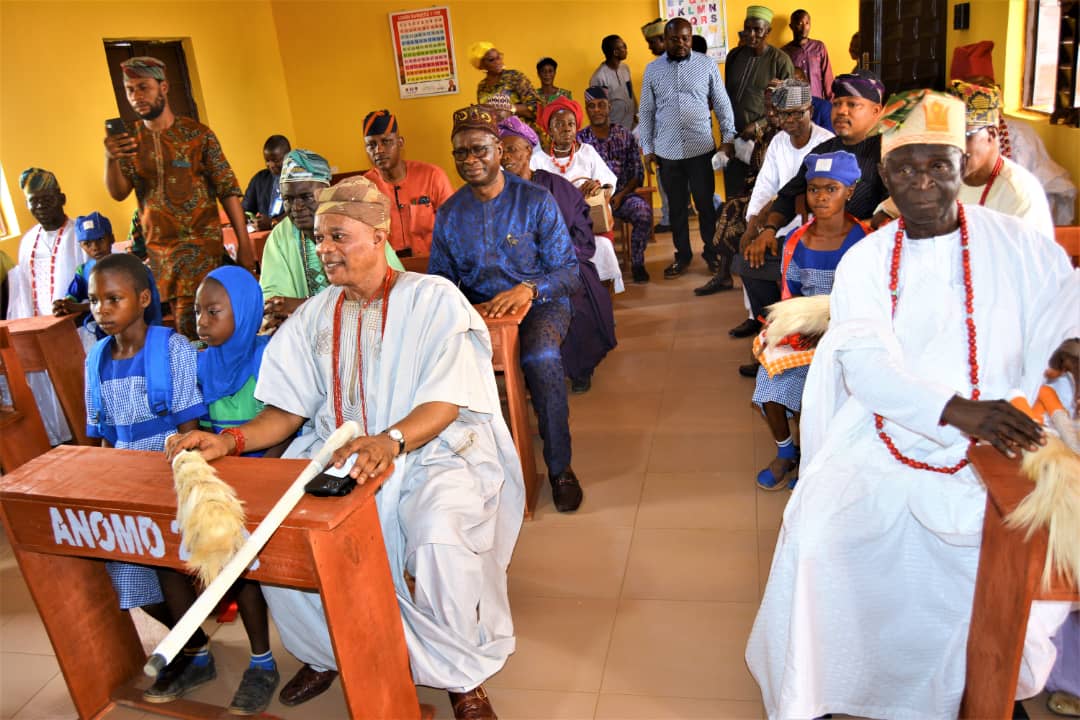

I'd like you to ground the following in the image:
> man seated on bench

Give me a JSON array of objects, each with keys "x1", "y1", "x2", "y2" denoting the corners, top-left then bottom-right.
[
  {"x1": 746, "y1": 90, "x2": 1078, "y2": 719},
  {"x1": 430, "y1": 105, "x2": 585, "y2": 513},
  {"x1": 168, "y1": 175, "x2": 523, "y2": 719}
]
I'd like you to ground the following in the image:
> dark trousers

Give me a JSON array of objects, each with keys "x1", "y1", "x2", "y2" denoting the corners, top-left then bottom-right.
[
  {"x1": 659, "y1": 152, "x2": 719, "y2": 265},
  {"x1": 520, "y1": 301, "x2": 573, "y2": 478}
]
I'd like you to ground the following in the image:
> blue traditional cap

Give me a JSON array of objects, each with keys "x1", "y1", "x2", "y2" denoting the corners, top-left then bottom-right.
[
  {"x1": 75, "y1": 212, "x2": 113, "y2": 242},
  {"x1": 584, "y1": 86, "x2": 609, "y2": 101},
  {"x1": 804, "y1": 151, "x2": 861, "y2": 186}
]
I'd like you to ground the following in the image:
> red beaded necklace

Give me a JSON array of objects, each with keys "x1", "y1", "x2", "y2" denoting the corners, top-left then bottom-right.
[
  {"x1": 875, "y1": 202, "x2": 978, "y2": 474},
  {"x1": 977, "y1": 156, "x2": 1004, "y2": 206},
  {"x1": 331, "y1": 267, "x2": 394, "y2": 432},
  {"x1": 550, "y1": 144, "x2": 576, "y2": 174},
  {"x1": 29, "y1": 219, "x2": 68, "y2": 317}
]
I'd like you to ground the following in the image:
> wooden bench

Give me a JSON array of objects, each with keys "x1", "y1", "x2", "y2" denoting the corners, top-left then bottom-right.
[
  {"x1": 960, "y1": 444, "x2": 1079, "y2": 719},
  {"x1": 0, "y1": 446, "x2": 421, "y2": 720},
  {"x1": 0, "y1": 325, "x2": 51, "y2": 472},
  {"x1": 483, "y1": 304, "x2": 541, "y2": 518},
  {"x1": 1055, "y1": 225, "x2": 1079, "y2": 267},
  {"x1": 0, "y1": 314, "x2": 91, "y2": 446}
]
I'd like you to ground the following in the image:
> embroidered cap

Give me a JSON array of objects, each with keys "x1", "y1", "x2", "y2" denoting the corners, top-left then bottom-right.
[
  {"x1": 315, "y1": 176, "x2": 391, "y2": 231},
  {"x1": 876, "y1": 90, "x2": 966, "y2": 157}
]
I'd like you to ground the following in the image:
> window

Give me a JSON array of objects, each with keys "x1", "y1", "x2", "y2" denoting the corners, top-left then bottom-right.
[
  {"x1": 1024, "y1": 0, "x2": 1080, "y2": 125},
  {"x1": 0, "y1": 163, "x2": 18, "y2": 239}
]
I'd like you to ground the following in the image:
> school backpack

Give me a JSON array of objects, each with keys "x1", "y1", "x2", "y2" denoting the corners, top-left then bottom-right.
[{"x1": 85, "y1": 325, "x2": 176, "y2": 445}]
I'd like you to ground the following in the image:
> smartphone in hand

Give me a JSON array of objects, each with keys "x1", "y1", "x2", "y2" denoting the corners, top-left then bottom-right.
[{"x1": 105, "y1": 118, "x2": 127, "y2": 136}]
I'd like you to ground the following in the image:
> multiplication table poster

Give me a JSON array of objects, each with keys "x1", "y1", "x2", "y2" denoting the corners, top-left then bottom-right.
[{"x1": 389, "y1": 7, "x2": 460, "y2": 99}]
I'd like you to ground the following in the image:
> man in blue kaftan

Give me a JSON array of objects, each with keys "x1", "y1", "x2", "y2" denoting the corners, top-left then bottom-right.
[{"x1": 429, "y1": 104, "x2": 585, "y2": 512}]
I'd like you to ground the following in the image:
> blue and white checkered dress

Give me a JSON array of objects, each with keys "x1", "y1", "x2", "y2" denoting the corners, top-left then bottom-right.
[
  {"x1": 753, "y1": 225, "x2": 866, "y2": 412},
  {"x1": 85, "y1": 332, "x2": 207, "y2": 609}
]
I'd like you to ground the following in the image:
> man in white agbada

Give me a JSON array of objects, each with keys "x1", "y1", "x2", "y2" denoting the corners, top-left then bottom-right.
[
  {"x1": 4, "y1": 168, "x2": 85, "y2": 444},
  {"x1": 746, "y1": 90, "x2": 1078, "y2": 719},
  {"x1": 167, "y1": 175, "x2": 522, "y2": 720}
]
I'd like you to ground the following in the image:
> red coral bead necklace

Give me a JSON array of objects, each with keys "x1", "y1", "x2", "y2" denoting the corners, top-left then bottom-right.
[{"x1": 875, "y1": 202, "x2": 978, "y2": 474}]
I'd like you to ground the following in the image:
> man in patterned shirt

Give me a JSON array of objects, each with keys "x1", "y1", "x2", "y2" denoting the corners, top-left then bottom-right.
[
  {"x1": 104, "y1": 56, "x2": 253, "y2": 339},
  {"x1": 639, "y1": 17, "x2": 736, "y2": 279}
]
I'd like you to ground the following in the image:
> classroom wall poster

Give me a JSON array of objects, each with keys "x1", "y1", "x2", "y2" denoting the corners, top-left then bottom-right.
[
  {"x1": 661, "y1": 0, "x2": 729, "y2": 62},
  {"x1": 388, "y1": 7, "x2": 460, "y2": 99}
]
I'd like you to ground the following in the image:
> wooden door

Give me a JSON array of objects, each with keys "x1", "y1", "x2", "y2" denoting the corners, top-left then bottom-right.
[
  {"x1": 103, "y1": 40, "x2": 199, "y2": 130},
  {"x1": 859, "y1": 0, "x2": 949, "y2": 98}
]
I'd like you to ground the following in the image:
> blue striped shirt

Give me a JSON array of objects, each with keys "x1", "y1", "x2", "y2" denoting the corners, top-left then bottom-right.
[{"x1": 639, "y1": 52, "x2": 736, "y2": 160}]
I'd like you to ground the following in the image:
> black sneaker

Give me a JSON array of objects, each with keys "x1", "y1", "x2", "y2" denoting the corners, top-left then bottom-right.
[
  {"x1": 228, "y1": 666, "x2": 281, "y2": 715},
  {"x1": 631, "y1": 265, "x2": 650, "y2": 283},
  {"x1": 143, "y1": 653, "x2": 217, "y2": 703},
  {"x1": 653, "y1": 223, "x2": 672, "y2": 233}
]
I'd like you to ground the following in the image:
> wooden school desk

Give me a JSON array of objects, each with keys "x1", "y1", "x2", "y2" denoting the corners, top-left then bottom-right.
[
  {"x1": 960, "y1": 444, "x2": 1079, "y2": 719},
  {"x1": 0, "y1": 446, "x2": 421, "y2": 720},
  {"x1": 0, "y1": 314, "x2": 91, "y2": 445}
]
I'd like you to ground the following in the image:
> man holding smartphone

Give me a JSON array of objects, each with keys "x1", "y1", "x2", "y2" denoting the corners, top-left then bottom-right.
[{"x1": 103, "y1": 55, "x2": 253, "y2": 339}]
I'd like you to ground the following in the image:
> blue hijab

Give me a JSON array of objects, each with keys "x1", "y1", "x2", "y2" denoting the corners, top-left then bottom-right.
[{"x1": 197, "y1": 267, "x2": 269, "y2": 405}]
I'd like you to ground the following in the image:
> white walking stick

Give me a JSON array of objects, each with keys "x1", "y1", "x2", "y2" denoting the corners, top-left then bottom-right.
[{"x1": 144, "y1": 421, "x2": 363, "y2": 676}]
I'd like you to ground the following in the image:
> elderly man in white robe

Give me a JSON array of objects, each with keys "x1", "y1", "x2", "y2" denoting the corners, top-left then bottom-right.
[
  {"x1": 5, "y1": 168, "x2": 86, "y2": 444},
  {"x1": 166, "y1": 175, "x2": 523, "y2": 720},
  {"x1": 746, "y1": 90, "x2": 1078, "y2": 719}
]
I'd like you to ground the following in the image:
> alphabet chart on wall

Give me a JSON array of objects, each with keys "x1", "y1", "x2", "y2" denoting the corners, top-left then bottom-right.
[
  {"x1": 661, "y1": 0, "x2": 729, "y2": 61},
  {"x1": 388, "y1": 7, "x2": 460, "y2": 99}
]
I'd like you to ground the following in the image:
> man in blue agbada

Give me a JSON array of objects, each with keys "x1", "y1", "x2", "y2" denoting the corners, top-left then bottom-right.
[{"x1": 429, "y1": 105, "x2": 584, "y2": 512}]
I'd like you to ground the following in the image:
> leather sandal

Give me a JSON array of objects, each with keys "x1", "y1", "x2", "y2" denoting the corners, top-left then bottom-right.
[
  {"x1": 278, "y1": 664, "x2": 338, "y2": 706},
  {"x1": 449, "y1": 685, "x2": 497, "y2": 719}
]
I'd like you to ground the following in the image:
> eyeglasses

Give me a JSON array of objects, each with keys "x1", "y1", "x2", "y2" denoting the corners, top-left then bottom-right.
[
  {"x1": 452, "y1": 144, "x2": 496, "y2": 161},
  {"x1": 777, "y1": 108, "x2": 810, "y2": 120}
]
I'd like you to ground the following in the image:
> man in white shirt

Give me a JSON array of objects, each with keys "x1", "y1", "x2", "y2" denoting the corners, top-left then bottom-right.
[{"x1": 5, "y1": 168, "x2": 86, "y2": 444}]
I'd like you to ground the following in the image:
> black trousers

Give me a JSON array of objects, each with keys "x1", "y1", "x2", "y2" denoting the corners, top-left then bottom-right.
[
  {"x1": 733, "y1": 251, "x2": 782, "y2": 319},
  {"x1": 659, "y1": 151, "x2": 719, "y2": 264}
]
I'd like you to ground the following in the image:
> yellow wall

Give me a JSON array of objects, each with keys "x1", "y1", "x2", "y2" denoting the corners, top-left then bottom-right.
[
  {"x1": 947, "y1": 0, "x2": 1080, "y2": 220},
  {"x1": 0, "y1": 0, "x2": 296, "y2": 257},
  {"x1": 270, "y1": 0, "x2": 857, "y2": 187}
]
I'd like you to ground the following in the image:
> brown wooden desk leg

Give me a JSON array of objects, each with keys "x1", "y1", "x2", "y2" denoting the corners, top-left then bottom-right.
[
  {"x1": 499, "y1": 328, "x2": 540, "y2": 518},
  {"x1": 309, "y1": 501, "x2": 420, "y2": 720},
  {"x1": 10, "y1": 549, "x2": 143, "y2": 718},
  {"x1": 38, "y1": 323, "x2": 91, "y2": 445},
  {"x1": 959, "y1": 500, "x2": 1043, "y2": 719}
]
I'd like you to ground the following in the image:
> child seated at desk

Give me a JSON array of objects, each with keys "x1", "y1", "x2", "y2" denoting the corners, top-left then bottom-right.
[
  {"x1": 54, "y1": 212, "x2": 160, "y2": 350},
  {"x1": 82, "y1": 254, "x2": 217, "y2": 703},
  {"x1": 176, "y1": 266, "x2": 282, "y2": 713}
]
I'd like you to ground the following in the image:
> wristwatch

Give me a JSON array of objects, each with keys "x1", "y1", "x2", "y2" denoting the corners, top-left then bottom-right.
[
  {"x1": 761, "y1": 223, "x2": 780, "y2": 234},
  {"x1": 521, "y1": 280, "x2": 539, "y2": 300},
  {"x1": 387, "y1": 428, "x2": 405, "y2": 456}
]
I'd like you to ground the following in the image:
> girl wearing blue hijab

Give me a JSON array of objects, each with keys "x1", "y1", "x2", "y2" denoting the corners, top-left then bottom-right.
[
  {"x1": 195, "y1": 266, "x2": 270, "y2": 434},
  {"x1": 190, "y1": 265, "x2": 281, "y2": 712}
]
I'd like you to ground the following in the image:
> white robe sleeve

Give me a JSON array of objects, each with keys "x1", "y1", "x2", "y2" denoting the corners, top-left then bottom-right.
[{"x1": 829, "y1": 241, "x2": 965, "y2": 447}]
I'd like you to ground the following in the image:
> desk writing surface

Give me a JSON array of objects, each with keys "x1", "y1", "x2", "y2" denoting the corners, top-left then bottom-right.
[{"x1": 0, "y1": 445, "x2": 382, "y2": 533}]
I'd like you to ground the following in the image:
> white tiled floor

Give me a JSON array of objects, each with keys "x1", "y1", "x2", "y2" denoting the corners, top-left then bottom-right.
[{"x1": 0, "y1": 233, "x2": 1062, "y2": 719}]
